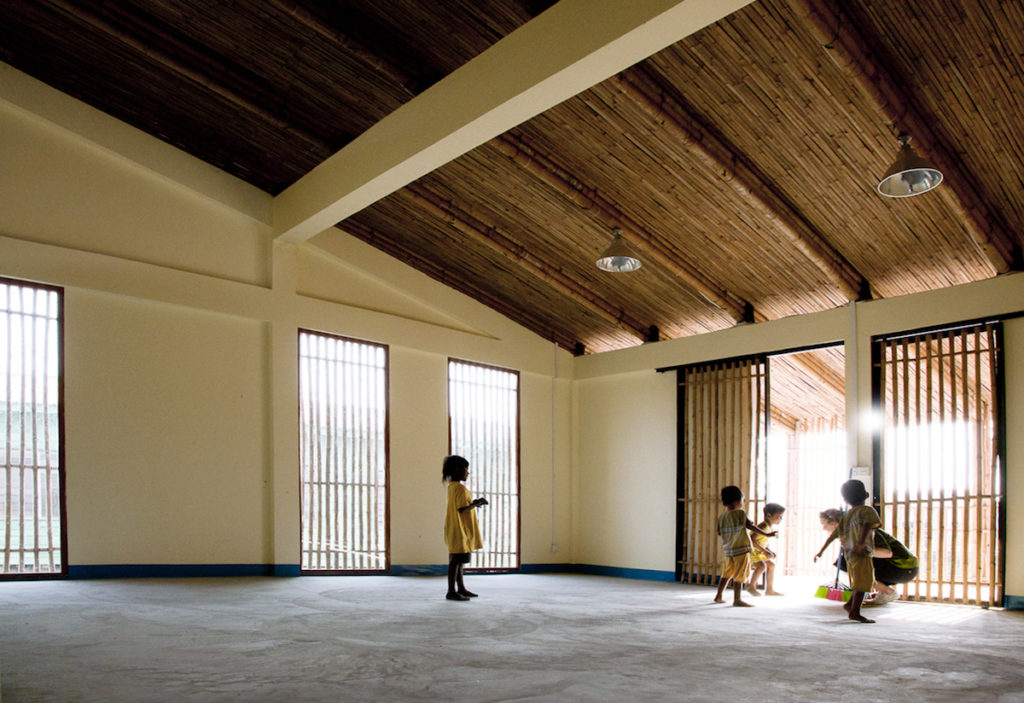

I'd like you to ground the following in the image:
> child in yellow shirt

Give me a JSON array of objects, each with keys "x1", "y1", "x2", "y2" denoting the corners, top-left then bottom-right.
[
  {"x1": 442, "y1": 455, "x2": 488, "y2": 601},
  {"x1": 747, "y1": 503, "x2": 785, "y2": 596}
]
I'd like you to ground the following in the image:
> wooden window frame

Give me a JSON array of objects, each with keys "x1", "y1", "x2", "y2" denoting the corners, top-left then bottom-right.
[
  {"x1": 298, "y1": 330, "x2": 390, "y2": 575},
  {"x1": 447, "y1": 358, "x2": 521, "y2": 572},
  {"x1": 0, "y1": 276, "x2": 66, "y2": 580}
]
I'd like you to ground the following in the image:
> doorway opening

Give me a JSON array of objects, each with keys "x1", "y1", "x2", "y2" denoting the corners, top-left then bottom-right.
[
  {"x1": 764, "y1": 346, "x2": 847, "y2": 586},
  {"x1": 675, "y1": 345, "x2": 846, "y2": 588}
]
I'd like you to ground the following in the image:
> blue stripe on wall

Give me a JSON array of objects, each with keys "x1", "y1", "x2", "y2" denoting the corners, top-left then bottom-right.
[
  {"x1": 390, "y1": 564, "x2": 447, "y2": 576},
  {"x1": 1003, "y1": 595, "x2": 1024, "y2": 611},
  {"x1": 68, "y1": 564, "x2": 284, "y2": 579},
  {"x1": 519, "y1": 563, "x2": 576, "y2": 574},
  {"x1": 570, "y1": 564, "x2": 676, "y2": 582}
]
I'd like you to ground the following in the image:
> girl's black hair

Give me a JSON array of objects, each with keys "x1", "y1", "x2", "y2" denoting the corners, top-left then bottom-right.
[
  {"x1": 764, "y1": 502, "x2": 785, "y2": 516},
  {"x1": 442, "y1": 454, "x2": 469, "y2": 483}
]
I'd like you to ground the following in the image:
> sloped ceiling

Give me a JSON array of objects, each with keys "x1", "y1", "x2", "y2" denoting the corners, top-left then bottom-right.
[{"x1": 2, "y1": 0, "x2": 1022, "y2": 371}]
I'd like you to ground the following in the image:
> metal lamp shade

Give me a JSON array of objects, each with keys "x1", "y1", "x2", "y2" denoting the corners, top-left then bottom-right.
[
  {"x1": 877, "y1": 137, "x2": 943, "y2": 197},
  {"x1": 596, "y1": 231, "x2": 642, "y2": 272}
]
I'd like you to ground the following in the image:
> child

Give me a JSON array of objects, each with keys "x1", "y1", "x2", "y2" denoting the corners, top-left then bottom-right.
[
  {"x1": 442, "y1": 455, "x2": 488, "y2": 601},
  {"x1": 816, "y1": 507, "x2": 918, "y2": 606},
  {"x1": 746, "y1": 502, "x2": 785, "y2": 597},
  {"x1": 714, "y1": 485, "x2": 777, "y2": 607},
  {"x1": 817, "y1": 480, "x2": 881, "y2": 623}
]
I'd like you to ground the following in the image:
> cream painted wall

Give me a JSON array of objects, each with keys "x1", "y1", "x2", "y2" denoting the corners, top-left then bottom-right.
[
  {"x1": 520, "y1": 372, "x2": 574, "y2": 560},
  {"x1": 1, "y1": 67, "x2": 574, "y2": 570},
  {"x1": 573, "y1": 274, "x2": 1024, "y2": 599},
  {"x1": 572, "y1": 371, "x2": 677, "y2": 571},
  {"x1": 0, "y1": 99, "x2": 271, "y2": 287},
  {"x1": 64, "y1": 291, "x2": 269, "y2": 564},
  {"x1": 387, "y1": 346, "x2": 450, "y2": 565}
]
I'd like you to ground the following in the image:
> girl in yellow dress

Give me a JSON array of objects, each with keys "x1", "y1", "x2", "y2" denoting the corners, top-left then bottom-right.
[{"x1": 442, "y1": 455, "x2": 488, "y2": 601}]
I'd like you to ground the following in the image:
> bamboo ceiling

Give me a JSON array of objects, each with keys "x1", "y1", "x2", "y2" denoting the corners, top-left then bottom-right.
[{"x1": 2, "y1": 1, "x2": 1022, "y2": 383}]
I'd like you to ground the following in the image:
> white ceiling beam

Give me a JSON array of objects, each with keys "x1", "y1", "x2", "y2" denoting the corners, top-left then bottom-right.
[{"x1": 272, "y1": 0, "x2": 754, "y2": 242}]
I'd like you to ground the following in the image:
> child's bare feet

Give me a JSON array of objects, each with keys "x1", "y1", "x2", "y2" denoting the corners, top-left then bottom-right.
[
  {"x1": 713, "y1": 597, "x2": 726, "y2": 603},
  {"x1": 745, "y1": 585, "x2": 762, "y2": 596},
  {"x1": 843, "y1": 601, "x2": 852, "y2": 613},
  {"x1": 733, "y1": 600, "x2": 754, "y2": 607},
  {"x1": 849, "y1": 613, "x2": 875, "y2": 623},
  {"x1": 766, "y1": 590, "x2": 784, "y2": 596}
]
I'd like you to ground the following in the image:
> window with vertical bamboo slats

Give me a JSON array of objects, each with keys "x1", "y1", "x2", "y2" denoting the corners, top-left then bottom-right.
[
  {"x1": 448, "y1": 359, "x2": 519, "y2": 570},
  {"x1": 677, "y1": 358, "x2": 767, "y2": 584},
  {"x1": 876, "y1": 322, "x2": 1003, "y2": 607},
  {"x1": 299, "y1": 331, "x2": 389, "y2": 573},
  {"x1": 1, "y1": 279, "x2": 64, "y2": 577}
]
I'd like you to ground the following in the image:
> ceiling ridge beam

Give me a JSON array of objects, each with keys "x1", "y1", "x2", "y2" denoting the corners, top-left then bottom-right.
[
  {"x1": 787, "y1": 0, "x2": 1017, "y2": 274},
  {"x1": 44, "y1": 0, "x2": 333, "y2": 154},
  {"x1": 614, "y1": 69, "x2": 867, "y2": 302},
  {"x1": 339, "y1": 220, "x2": 579, "y2": 351},
  {"x1": 403, "y1": 184, "x2": 650, "y2": 342},
  {"x1": 493, "y1": 132, "x2": 749, "y2": 323}
]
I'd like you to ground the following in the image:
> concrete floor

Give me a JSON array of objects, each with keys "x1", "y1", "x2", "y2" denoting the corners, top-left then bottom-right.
[{"x1": 0, "y1": 573, "x2": 1022, "y2": 702}]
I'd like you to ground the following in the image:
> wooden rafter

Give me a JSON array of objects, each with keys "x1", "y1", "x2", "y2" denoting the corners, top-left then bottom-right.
[
  {"x1": 492, "y1": 133, "x2": 750, "y2": 324},
  {"x1": 787, "y1": 0, "x2": 1018, "y2": 274},
  {"x1": 402, "y1": 184, "x2": 651, "y2": 343},
  {"x1": 338, "y1": 220, "x2": 581, "y2": 351},
  {"x1": 614, "y1": 69, "x2": 868, "y2": 302}
]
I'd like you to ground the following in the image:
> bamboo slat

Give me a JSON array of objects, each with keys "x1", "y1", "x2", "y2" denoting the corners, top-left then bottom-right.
[
  {"x1": 679, "y1": 360, "x2": 767, "y2": 585},
  {"x1": 879, "y1": 324, "x2": 1003, "y2": 606}
]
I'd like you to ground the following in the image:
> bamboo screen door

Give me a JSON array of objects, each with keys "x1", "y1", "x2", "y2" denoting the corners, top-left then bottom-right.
[
  {"x1": 875, "y1": 322, "x2": 1004, "y2": 606},
  {"x1": 448, "y1": 359, "x2": 520, "y2": 570},
  {"x1": 677, "y1": 357, "x2": 768, "y2": 584},
  {"x1": 299, "y1": 331, "x2": 389, "y2": 573},
  {"x1": 1, "y1": 279, "x2": 65, "y2": 577}
]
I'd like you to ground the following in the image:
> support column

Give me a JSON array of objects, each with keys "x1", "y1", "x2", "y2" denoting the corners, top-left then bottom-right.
[{"x1": 270, "y1": 242, "x2": 301, "y2": 574}]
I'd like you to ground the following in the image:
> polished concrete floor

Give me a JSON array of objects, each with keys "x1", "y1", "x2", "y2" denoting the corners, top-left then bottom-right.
[{"x1": 0, "y1": 573, "x2": 1022, "y2": 702}]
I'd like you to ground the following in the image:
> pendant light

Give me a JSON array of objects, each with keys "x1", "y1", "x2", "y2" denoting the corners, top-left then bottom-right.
[
  {"x1": 596, "y1": 228, "x2": 641, "y2": 272},
  {"x1": 877, "y1": 135, "x2": 943, "y2": 197}
]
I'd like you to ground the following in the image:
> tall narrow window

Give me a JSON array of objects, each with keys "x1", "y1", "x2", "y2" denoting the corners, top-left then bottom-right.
[
  {"x1": 1, "y1": 279, "x2": 64, "y2": 577},
  {"x1": 448, "y1": 360, "x2": 519, "y2": 570},
  {"x1": 299, "y1": 331, "x2": 388, "y2": 573},
  {"x1": 875, "y1": 322, "x2": 1004, "y2": 606}
]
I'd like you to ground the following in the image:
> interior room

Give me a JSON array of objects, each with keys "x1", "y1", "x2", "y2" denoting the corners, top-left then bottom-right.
[{"x1": 1, "y1": 1, "x2": 1023, "y2": 700}]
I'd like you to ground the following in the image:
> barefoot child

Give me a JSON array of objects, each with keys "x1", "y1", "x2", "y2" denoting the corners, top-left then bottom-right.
[
  {"x1": 714, "y1": 485, "x2": 777, "y2": 607},
  {"x1": 747, "y1": 503, "x2": 785, "y2": 597},
  {"x1": 818, "y1": 479, "x2": 881, "y2": 623},
  {"x1": 442, "y1": 455, "x2": 488, "y2": 601}
]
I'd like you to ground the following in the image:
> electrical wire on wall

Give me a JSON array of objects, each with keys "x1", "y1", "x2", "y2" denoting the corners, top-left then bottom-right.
[{"x1": 551, "y1": 340, "x2": 558, "y2": 553}]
